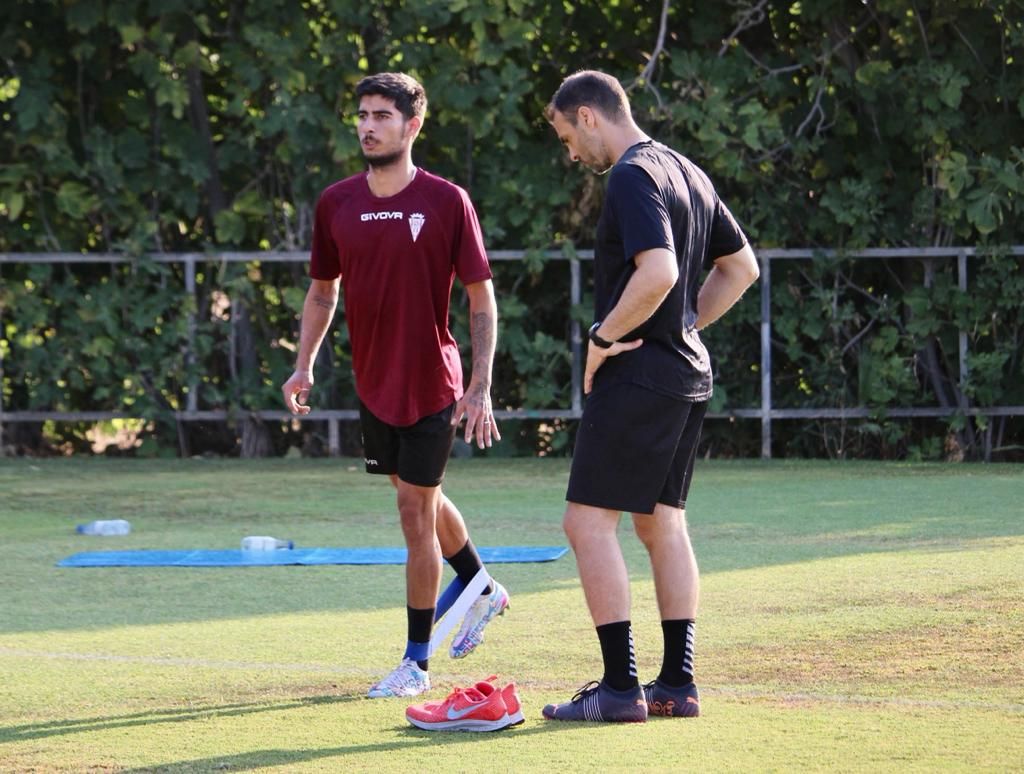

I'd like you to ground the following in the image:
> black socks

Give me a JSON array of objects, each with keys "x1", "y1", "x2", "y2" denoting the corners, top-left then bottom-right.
[
  {"x1": 658, "y1": 618, "x2": 695, "y2": 687},
  {"x1": 445, "y1": 539, "x2": 493, "y2": 595},
  {"x1": 407, "y1": 605, "x2": 434, "y2": 671},
  {"x1": 596, "y1": 619, "x2": 696, "y2": 690},
  {"x1": 406, "y1": 540, "x2": 495, "y2": 672},
  {"x1": 596, "y1": 620, "x2": 638, "y2": 691}
]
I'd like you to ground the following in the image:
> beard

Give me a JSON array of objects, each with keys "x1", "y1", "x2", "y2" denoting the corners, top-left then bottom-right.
[
  {"x1": 579, "y1": 139, "x2": 613, "y2": 175},
  {"x1": 362, "y1": 148, "x2": 404, "y2": 170}
]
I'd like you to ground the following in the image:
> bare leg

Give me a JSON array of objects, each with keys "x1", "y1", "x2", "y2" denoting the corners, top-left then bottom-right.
[
  {"x1": 564, "y1": 502, "x2": 629, "y2": 625},
  {"x1": 389, "y1": 475, "x2": 468, "y2": 558},
  {"x1": 394, "y1": 478, "x2": 443, "y2": 609},
  {"x1": 436, "y1": 492, "x2": 471, "y2": 557},
  {"x1": 632, "y1": 503, "x2": 699, "y2": 619}
]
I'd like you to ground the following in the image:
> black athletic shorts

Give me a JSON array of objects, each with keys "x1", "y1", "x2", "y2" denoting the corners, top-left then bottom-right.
[
  {"x1": 358, "y1": 400, "x2": 457, "y2": 488},
  {"x1": 566, "y1": 381, "x2": 707, "y2": 514}
]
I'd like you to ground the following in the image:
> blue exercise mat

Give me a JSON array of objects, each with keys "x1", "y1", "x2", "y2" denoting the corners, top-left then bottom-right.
[{"x1": 57, "y1": 545, "x2": 568, "y2": 568}]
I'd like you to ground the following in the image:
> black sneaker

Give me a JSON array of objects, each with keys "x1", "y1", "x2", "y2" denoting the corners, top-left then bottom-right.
[
  {"x1": 643, "y1": 678, "x2": 700, "y2": 717},
  {"x1": 542, "y1": 680, "x2": 647, "y2": 723}
]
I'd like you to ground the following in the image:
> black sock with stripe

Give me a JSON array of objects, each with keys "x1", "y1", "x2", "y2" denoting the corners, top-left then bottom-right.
[
  {"x1": 658, "y1": 618, "x2": 695, "y2": 687},
  {"x1": 596, "y1": 620, "x2": 638, "y2": 691}
]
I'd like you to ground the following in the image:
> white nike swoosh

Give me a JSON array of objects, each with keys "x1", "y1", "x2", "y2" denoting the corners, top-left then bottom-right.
[{"x1": 446, "y1": 702, "x2": 485, "y2": 720}]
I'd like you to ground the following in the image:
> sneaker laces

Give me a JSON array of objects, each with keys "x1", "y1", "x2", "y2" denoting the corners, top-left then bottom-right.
[
  {"x1": 463, "y1": 676, "x2": 500, "y2": 697},
  {"x1": 447, "y1": 684, "x2": 489, "y2": 705},
  {"x1": 570, "y1": 681, "x2": 602, "y2": 704},
  {"x1": 376, "y1": 659, "x2": 422, "y2": 692}
]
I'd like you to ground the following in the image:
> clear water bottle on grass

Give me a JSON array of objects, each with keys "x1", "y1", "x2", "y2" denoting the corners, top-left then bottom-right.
[
  {"x1": 241, "y1": 536, "x2": 294, "y2": 551},
  {"x1": 76, "y1": 519, "x2": 131, "y2": 536}
]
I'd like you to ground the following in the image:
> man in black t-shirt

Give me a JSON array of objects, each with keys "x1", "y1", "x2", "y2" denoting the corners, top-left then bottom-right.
[{"x1": 542, "y1": 70, "x2": 760, "y2": 723}]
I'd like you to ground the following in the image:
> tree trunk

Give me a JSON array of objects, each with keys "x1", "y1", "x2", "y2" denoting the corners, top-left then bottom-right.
[
  {"x1": 914, "y1": 258, "x2": 976, "y2": 458},
  {"x1": 233, "y1": 297, "x2": 273, "y2": 458},
  {"x1": 240, "y1": 414, "x2": 273, "y2": 458}
]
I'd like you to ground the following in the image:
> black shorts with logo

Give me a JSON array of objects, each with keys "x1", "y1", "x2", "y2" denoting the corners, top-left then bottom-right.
[
  {"x1": 566, "y1": 382, "x2": 707, "y2": 514},
  {"x1": 358, "y1": 400, "x2": 457, "y2": 488}
]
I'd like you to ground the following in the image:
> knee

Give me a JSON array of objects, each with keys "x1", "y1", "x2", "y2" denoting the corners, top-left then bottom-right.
[
  {"x1": 398, "y1": 497, "x2": 436, "y2": 546},
  {"x1": 562, "y1": 509, "x2": 583, "y2": 547},
  {"x1": 563, "y1": 506, "x2": 613, "y2": 550},
  {"x1": 633, "y1": 518, "x2": 658, "y2": 550},
  {"x1": 633, "y1": 508, "x2": 689, "y2": 551}
]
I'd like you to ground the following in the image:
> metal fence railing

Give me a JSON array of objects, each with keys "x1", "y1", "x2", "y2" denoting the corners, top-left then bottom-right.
[{"x1": 2, "y1": 246, "x2": 1022, "y2": 457}]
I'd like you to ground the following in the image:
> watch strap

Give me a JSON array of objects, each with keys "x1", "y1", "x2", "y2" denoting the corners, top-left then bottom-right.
[{"x1": 588, "y1": 321, "x2": 614, "y2": 349}]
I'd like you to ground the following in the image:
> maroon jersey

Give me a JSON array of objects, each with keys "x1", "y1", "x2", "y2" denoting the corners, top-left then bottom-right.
[{"x1": 309, "y1": 169, "x2": 492, "y2": 426}]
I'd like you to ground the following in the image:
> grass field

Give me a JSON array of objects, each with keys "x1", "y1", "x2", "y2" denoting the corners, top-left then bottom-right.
[{"x1": 1, "y1": 457, "x2": 1022, "y2": 772}]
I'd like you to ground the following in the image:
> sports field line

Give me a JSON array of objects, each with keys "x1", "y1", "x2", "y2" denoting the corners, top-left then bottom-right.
[
  {"x1": 4, "y1": 647, "x2": 1022, "y2": 714},
  {"x1": 0, "y1": 646, "x2": 370, "y2": 676}
]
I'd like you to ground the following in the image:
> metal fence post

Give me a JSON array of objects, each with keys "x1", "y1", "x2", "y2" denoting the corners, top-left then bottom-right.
[
  {"x1": 570, "y1": 257, "x2": 582, "y2": 414},
  {"x1": 328, "y1": 418, "x2": 340, "y2": 457},
  {"x1": 958, "y1": 250, "x2": 969, "y2": 388},
  {"x1": 0, "y1": 332, "x2": 4, "y2": 450},
  {"x1": 185, "y1": 255, "x2": 198, "y2": 413},
  {"x1": 760, "y1": 253, "x2": 772, "y2": 459}
]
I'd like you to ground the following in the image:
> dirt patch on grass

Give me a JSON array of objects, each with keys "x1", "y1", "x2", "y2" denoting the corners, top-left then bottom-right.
[{"x1": 711, "y1": 619, "x2": 1024, "y2": 702}]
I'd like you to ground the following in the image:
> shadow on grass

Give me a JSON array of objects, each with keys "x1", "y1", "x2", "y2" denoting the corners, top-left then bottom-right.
[
  {"x1": 116, "y1": 721, "x2": 574, "y2": 773},
  {"x1": 0, "y1": 694, "x2": 361, "y2": 744}
]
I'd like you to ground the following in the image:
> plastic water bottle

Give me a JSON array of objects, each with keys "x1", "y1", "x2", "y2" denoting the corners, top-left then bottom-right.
[
  {"x1": 76, "y1": 519, "x2": 131, "y2": 536},
  {"x1": 240, "y1": 536, "x2": 294, "y2": 551}
]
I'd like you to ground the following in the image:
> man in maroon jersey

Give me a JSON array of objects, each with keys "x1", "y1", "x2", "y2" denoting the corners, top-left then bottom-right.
[{"x1": 282, "y1": 72, "x2": 508, "y2": 698}]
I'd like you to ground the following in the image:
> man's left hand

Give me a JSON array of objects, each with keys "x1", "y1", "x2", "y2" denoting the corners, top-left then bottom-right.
[
  {"x1": 584, "y1": 339, "x2": 643, "y2": 394},
  {"x1": 452, "y1": 381, "x2": 501, "y2": 449}
]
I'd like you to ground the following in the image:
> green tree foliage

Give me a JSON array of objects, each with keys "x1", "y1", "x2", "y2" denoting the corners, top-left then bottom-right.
[{"x1": 1, "y1": 0, "x2": 1022, "y2": 459}]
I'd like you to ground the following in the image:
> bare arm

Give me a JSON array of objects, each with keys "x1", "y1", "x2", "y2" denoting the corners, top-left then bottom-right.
[
  {"x1": 281, "y1": 277, "x2": 340, "y2": 415},
  {"x1": 695, "y1": 243, "x2": 759, "y2": 331},
  {"x1": 452, "y1": 279, "x2": 500, "y2": 448},
  {"x1": 593, "y1": 247, "x2": 678, "y2": 342},
  {"x1": 583, "y1": 247, "x2": 677, "y2": 393}
]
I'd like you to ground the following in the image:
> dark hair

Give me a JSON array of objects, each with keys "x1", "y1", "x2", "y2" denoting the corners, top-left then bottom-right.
[
  {"x1": 546, "y1": 70, "x2": 630, "y2": 125},
  {"x1": 355, "y1": 72, "x2": 428, "y2": 121}
]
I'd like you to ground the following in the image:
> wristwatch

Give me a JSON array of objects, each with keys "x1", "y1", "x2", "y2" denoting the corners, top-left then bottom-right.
[{"x1": 588, "y1": 321, "x2": 614, "y2": 349}]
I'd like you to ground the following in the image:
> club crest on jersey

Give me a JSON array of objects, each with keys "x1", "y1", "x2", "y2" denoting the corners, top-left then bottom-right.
[{"x1": 409, "y1": 212, "x2": 425, "y2": 242}]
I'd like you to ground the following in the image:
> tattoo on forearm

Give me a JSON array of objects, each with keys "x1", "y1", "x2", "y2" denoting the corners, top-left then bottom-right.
[
  {"x1": 468, "y1": 381, "x2": 488, "y2": 410},
  {"x1": 470, "y1": 311, "x2": 495, "y2": 384},
  {"x1": 312, "y1": 294, "x2": 333, "y2": 310}
]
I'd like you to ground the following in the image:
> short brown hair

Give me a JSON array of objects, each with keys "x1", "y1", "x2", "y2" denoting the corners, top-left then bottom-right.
[
  {"x1": 355, "y1": 72, "x2": 427, "y2": 121},
  {"x1": 546, "y1": 70, "x2": 630, "y2": 125}
]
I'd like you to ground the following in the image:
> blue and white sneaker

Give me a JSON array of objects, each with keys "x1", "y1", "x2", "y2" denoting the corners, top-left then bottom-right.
[
  {"x1": 367, "y1": 658, "x2": 430, "y2": 698},
  {"x1": 542, "y1": 680, "x2": 648, "y2": 723},
  {"x1": 449, "y1": 581, "x2": 510, "y2": 658}
]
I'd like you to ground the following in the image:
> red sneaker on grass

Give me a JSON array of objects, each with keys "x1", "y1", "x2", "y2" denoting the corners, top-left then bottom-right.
[
  {"x1": 500, "y1": 680, "x2": 525, "y2": 726},
  {"x1": 407, "y1": 677, "x2": 521, "y2": 732}
]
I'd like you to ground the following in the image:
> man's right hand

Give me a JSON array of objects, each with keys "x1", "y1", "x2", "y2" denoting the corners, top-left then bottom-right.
[{"x1": 282, "y1": 369, "x2": 314, "y2": 415}]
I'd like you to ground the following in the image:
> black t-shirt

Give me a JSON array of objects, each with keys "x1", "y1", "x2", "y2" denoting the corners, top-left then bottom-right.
[{"x1": 592, "y1": 140, "x2": 747, "y2": 400}]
